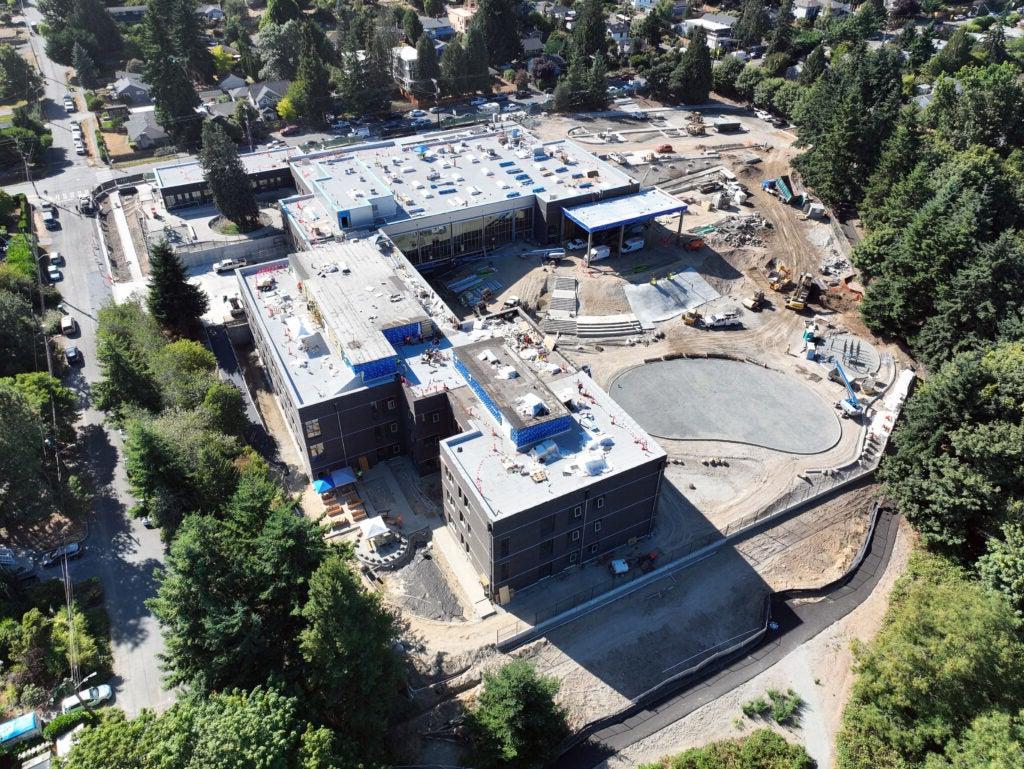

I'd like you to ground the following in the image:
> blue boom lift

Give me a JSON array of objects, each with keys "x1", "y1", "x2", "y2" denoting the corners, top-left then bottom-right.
[{"x1": 828, "y1": 358, "x2": 864, "y2": 418}]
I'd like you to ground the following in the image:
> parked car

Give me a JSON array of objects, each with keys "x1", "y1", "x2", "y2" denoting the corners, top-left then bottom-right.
[
  {"x1": 655, "y1": 144, "x2": 674, "y2": 153},
  {"x1": 427, "y1": 105, "x2": 447, "y2": 114},
  {"x1": 41, "y1": 209, "x2": 60, "y2": 230},
  {"x1": 406, "y1": 108, "x2": 428, "y2": 119},
  {"x1": 78, "y1": 194, "x2": 94, "y2": 213},
  {"x1": 49, "y1": 251, "x2": 64, "y2": 266},
  {"x1": 61, "y1": 316, "x2": 77, "y2": 335},
  {"x1": 40, "y1": 542, "x2": 82, "y2": 567},
  {"x1": 213, "y1": 257, "x2": 247, "y2": 273},
  {"x1": 565, "y1": 238, "x2": 586, "y2": 251},
  {"x1": 47, "y1": 266, "x2": 62, "y2": 282},
  {"x1": 479, "y1": 102, "x2": 501, "y2": 114},
  {"x1": 502, "y1": 102, "x2": 521, "y2": 113},
  {"x1": 411, "y1": 117, "x2": 433, "y2": 129},
  {"x1": 60, "y1": 684, "x2": 113, "y2": 714},
  {"x1": 63, "y1": 96, "x2": 75, "y2": 113},
  {"x1": 621, "y1": 237, "x2": 645, "y2": 254},
  {"x1": 469, "y1": 96, "x2": 488, "y2": 107},
  {"x1": 587, "y1": 245, "x2": 611, "y2": 262},
  {"x1": 280, "y1": 125, "x2": 300, "y2": 136},
  {"x1": 75, "y1": 143, "x2": 86, "y2": 156},
  {"x1": 64, "y1": 345, "x2": 81, "y2": 365}
]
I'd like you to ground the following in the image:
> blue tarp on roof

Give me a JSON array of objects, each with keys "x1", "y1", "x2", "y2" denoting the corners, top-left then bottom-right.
[
  {"x1": 563, "y1": 188, "x2": 688, "y2": 234},
  {"x1": 0, "y1": 712, "x2": 39, "y2": 745},
  {"x1": 330, "y1": 467, "x2": 357, "y2": 487}
]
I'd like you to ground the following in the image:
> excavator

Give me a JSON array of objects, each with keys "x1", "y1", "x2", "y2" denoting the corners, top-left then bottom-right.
[{"x1": 766, "y1": 261, "x2": 790, "y2": 292}]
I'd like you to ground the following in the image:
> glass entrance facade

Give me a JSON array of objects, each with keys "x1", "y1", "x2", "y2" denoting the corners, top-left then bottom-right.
[{"x1": 388, "y1": 206, "x2": 534, "y2": 267}]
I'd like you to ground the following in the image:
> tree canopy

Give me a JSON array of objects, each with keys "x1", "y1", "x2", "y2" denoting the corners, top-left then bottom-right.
[
  {"x1": 199, "y1": 122, "x2": 261, "y2": 232},
  {"x1": 146, "y1": 242, "x2": 209, "y2": 336}
]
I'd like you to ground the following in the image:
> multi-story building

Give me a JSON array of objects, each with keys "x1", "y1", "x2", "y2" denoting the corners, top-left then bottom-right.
[{"x1": 234, "y1": 126, "x2": 681, "y2": 597}]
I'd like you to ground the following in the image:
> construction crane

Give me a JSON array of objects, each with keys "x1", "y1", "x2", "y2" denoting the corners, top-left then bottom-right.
[{"x1": 828, "y1": 358, "x2": 864, "y2": 418}]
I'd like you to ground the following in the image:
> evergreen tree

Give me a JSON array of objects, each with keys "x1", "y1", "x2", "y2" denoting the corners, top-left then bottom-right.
[
  {"x1": 981, "y1": 20, "x2": 1007, "y2": 64},
  {"x1": 415, "y1": 33, "x2": 441, "y2": 89},
  {"x1": 927, "y1": 27, "x2": 971, "y2": 76},
  {"x1": 143, "y1": 0, "x2": 204, "y2": 148},
  {"x1": 733, "y1": 0, "x2": 767, "y2": 48},
  {"x1": 290, "y1": 23, "x2": 332, "y2": 125},
  {"x1": 586, "y1": 55, "x2": 608, "y2": 110},
  {"x1": 403, "y1": 8, "x2": 423, "y2": 43},
  {"x1": 424, "y1": 0, "x2": 443, "y2": 16},
  {"x1": 440, "y1": 38, "x2": 468, "y2": 96},
  {"x1": 767, "y1": 0, "x2": 793, "y2": 57},
  {"x1": 198, "y1": 121, "x2": 261, "y2": 233},
  {"x1": 671, "y1": 26, "x2": 712, "y2": 104},
  {"x1": 171, "y1": 0, "x2": 214, "y2": 80},
  {"x1": 799, "y1": 43, "x2": 826, "y2": 85},
  {"x1": 553, "y1": 56, "x2": 588, "y2": 112},
  {"x1": 471, "y1": 0, "x2": 521, "y2": 66},
  {"x1": 571, "y1": 0, "x2": 606, "y2": 62},
  {"x1": 146, "y1": 241, "x2": 209, "y2": 336},
  {"x1": 260, "y1": 0, "x2": 301, "y2": 29},
  {"x1": 71, "y1": 41, "x2": 97, "y2": 89},
  {"x1": 464, "y1": 25, "x2": 491, "y2": 92}
]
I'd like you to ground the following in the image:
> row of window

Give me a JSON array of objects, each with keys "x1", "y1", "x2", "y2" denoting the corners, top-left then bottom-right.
[
  {"x1": 496, "y1": 545, "x2": 599, "y2": 582},
  {"x1": 304, "y1": 397, "x2": 400, "y2": 439}
]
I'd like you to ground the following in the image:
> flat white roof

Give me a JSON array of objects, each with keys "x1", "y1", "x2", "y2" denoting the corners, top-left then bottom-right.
[
  {"x1": 443, "y1": 370, "x2": 665, "y2": 521},
  {"x1": 154, "y1": 147, "x2": 294, "y2": 190},
  {"x1": 563, "y1": 187, "x2": 687, "y2": 233}
]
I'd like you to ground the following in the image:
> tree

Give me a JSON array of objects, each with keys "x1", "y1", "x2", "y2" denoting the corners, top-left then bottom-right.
[
  {"x1": 0, "y1": 45, "x2": 44, "y2": 103},
  {"x1": 299, "y1": 553, "x2": 400, "y2": 752},
  {"x1": 424, "y1": 0, "x2": 443, "y2": 16},
  {"x1": 471, "y1": 0, "x2": 521, "y2": 66},
  {"x1": 925, "y1": 65, "x2": 1024, "y2": 154},
  {"x1": 148, "y1": 466, "x2": 325, "y2": 690},
  {"x1": 0, "y1": 382, "x2": 47, "y2": 523},
  {"x1": 767, "y1": 0, "x2": 793, "y2": 57},
  {"x1": 0, "y1": 289, "x2": 38, "y2": 377},
  {"x1": 733, "y1": 0, "x2": 767, "y2": 48},
  {"x1": 927, "y1": 710, "x2": 1024, "y2": 769},
  {"x1": 466, "y1": 660, "x2": 569, "y2": 769},
  {"x1": 799, "y1": 43, "x2": 826, "y2": 85},
  {"x1": 670, "y1": 26, "x2": 712, "y2": 104},
  {"x1": 38, "y1": 0, "x2": 121, "y2": 64},
  {"x1": 440, "y1": 38, "x2": 468, "y2": 96},
  {"x1": 201, "y1": 381, "x2": 249, "y2": 439},
  {"x1": 638, "y1": 729, "x2": 814, "y2": 769},
  {"x1": 712, "y1": 54, "x2": 746, "y2": 98},
  {"x1": 571, "y1": 0, "x2": 606, "y2": 62},
  {"x1": 464, "y1": 25, "x2": 491, "y2": 92},
  {"x1": 147, "y1": 55, "x2": 203, "y2": 148},
  {"x1": 859, "y1": 107, "x2": 923, "y2": 230},
  {"x1": 979, "y1": 524, "x2": 1024, "y2": 617},
  {"x1": 4, "y1": 372, "x2": 78, "y2": 446},
  {"x1": 585, "y1": 55, "x2": 608, "y2": 111},
  {"x1": 288, "y1": 24, "x2": 333, "y2": 125},
  {"x1": 403, "y1": 8, "x2": 423, "y2": 44},
  {"x1": 256, "y1": 18, "x2": 303, "y2": 81},
  {"x1": 636, "y1": 3, "x2": 670, "y2": 47},
  {"x1": 260, "y1": 0, "x2": 302, "y2": 29},
  {"x1": 836, "y1": 552, "x2": 1024, "y2": 768},
  {"x1": 926, "y1": 26, "x2": 971, "y2": 76},
  {"x1": 981, "y1": 20, "x2": 1007, "y2": 65},
  {"x1": 71, "y1": 41, "x2": 97, "y2": 89},
  {"x1": 147, "y1": 241, "x2": 209, "y2": 336},
  {"x1": 415, "y1": 33, "x2": 440, "y2": 89},
  {"x1": 199, "y1": 121, "x2": 261, "y2": 232}
]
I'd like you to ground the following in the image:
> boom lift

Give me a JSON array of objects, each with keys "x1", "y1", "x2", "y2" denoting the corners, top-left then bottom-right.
[{"x1": 828, "y1": 359, "x2": 864, "y2": 418}]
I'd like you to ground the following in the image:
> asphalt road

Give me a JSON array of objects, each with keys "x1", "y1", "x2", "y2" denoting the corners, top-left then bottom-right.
[
  {"x1": 14, "y1": 1, "x2": 175, "y2": 718},
  {"x1": 553, "y1": 509, "x2": 901, "y2": 769}
]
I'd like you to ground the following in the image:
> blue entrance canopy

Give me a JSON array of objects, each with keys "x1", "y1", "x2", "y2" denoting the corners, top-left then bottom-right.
[{"x1": 563, "y1": 188, "x2": 687, "y2": 234}]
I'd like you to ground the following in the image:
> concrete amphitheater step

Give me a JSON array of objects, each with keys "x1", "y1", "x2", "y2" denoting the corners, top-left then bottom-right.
[
  {"x1": 576, "y1": 314, "x2": 643, "y2": 338},
  {"x1": 542, "y1": 317, "x2": 579, "y2": 335}
]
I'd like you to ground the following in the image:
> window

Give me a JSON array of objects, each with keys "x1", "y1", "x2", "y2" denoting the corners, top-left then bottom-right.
[
  {"x1": 571, "y1": 530, "x2": 580, "y2": 542},
  {"x1": 540, "y1": 540, "x2": 553, "y2": 557},
  {"x1": 573, "y1": 505, "x2": 583, "y2": 518},
  {"x1": 431, "y1": 412, "x2": 440, "y2": 424},
  {"x1": 309, "y1": 442, "x2": 324, "y2": 458},
  {"x1": 569, "y1": 552, "x2": 578, "y2": 564},
  {"x1": 500, "y1": 538, "x2": 510, "y2": 557},
  {"x1": 392, "y1": 444, "x2": 401, "y2": 456},
  {"x1": 590, "y1": 544, "x2": 599, "y2": 554},
  {"x1": 541, "y1": 515, "x2": 554, "y2": 535},
  {"x1": 596, "y1": 495, "x2": 605, "y2": 509},
  {"x1": 499, "y1": 563, "x2": 509, "y2": 581},
  {"x1": 594, "y1": 521, "x2": 602, "y2": 533},
  {"x1": 390, "y1": 422, "x2": 399, "y2": 433},
  {"x1": 387, "y1": 398, "x2": 396, "y2": 410}
]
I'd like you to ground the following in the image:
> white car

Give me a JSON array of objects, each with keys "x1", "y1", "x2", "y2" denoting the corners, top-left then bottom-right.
[
  {"x1": 565, "y1": 239, "x2": 586, "y2": 251},
  {"x1": 621, "y1": 238, "x2": 645, "y2": 254},
  {"x1": 60, "y1": 684, "x2": 113, "y2": 714},
  {"x1": 503, "y1": 102, "x2": 521, "y2": 113},
  {"x1": 470, "y1": 96, "x2": 488, "y2": 107},
  {"x1": 479, "y1": 102, "x2": 501, "y2": 114},
  {"x1": 213, "y1": 258, "x2": 247, "y2": 273},
  {"x1": 47, "y1": 266, "x2": 62, "y2": 282},
  {"x1": 49, "y1": 251, "x2": 64, "y2": 266},
  {"x1": 406, "y1": 109, "x2": 428, "y2": 119},
  {"x1": 61, "y1": 315, "x2": 77, "y2": 335},
  {"x1": 587, "y1": 245, "x2": 611, "y2": 262}
]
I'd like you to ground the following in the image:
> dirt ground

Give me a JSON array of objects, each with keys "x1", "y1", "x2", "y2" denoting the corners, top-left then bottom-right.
[{"x1": 607, "y1": 520, "x2": 913, "y2": 769}]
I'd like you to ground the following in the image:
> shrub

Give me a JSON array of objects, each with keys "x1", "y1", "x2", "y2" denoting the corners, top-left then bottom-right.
[
  {"x1": 43, "y1": 709, "x2": 98, "y2": 740},
  {"x1": 741, "y1": 697, "x2": 770, "y2": 718},
  {"x1": 767, "y1": 688, "x2": 804, "y2": 724},
  {"x1": 85, "y1": 92, "x2": 103, "y2": 112},
  {"x1": 5, "y1": 233, "x2": 34, "y2": 279}
]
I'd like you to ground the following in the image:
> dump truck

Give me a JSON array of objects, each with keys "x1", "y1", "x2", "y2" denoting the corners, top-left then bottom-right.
[
  {"x1": 786, "y1": 273, "x2": 814, "y2": 311},
  {"x1": 742, "y1": 290, "x2": 766, "y2": 311}
]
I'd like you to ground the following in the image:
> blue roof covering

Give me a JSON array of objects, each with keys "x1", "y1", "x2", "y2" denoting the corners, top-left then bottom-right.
[
  {"x1": 1, "y1": 712, "x2": 39, "y2": 744},
  {"x1": 563, "y1": 188, "x2": 688, "y2": 234}
]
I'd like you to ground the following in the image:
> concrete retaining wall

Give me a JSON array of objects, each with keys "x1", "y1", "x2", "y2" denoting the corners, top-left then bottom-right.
[{"x1": 172, "y1": 234, "x2": 290, "y2": 268}]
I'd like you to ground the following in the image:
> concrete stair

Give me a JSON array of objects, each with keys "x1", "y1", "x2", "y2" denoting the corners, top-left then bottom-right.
[
  {"x1": 575, "y1": 314, "x2": 643, "y2": 339},
  {"x1": 541, "y1": 317, "x2": 579, "y2": 335}
]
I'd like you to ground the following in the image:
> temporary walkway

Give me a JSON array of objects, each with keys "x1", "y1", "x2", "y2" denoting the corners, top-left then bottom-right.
[{"x1": 562, "y1": 188, "x2": 688, "y2": 264}]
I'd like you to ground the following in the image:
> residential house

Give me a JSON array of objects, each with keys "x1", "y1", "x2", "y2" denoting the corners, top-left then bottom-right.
[
  {"x1": 109, "y1": 73, "x2": 152, "y2": 105},
  {"x1": 682, "y1": 13, "x2": 738, "y2": 50},
  {"x1": 195, "y1": 4, "x2": 225, "y2": 23},
  {"x1": 793, "y1": 0, "x2": 818, "y2": 19},
  {"x1": 534, "y1": 2, "x2": 572, "y2": 23},
  {"x1": 818, "y1": 0, "x2": 852, "y2": 15},
  {"x1": 522, "y1": 34, "x2": 544, "y2": 56},
  {"x1": 126, "y1": 111, "x2": 169, "y2": 150},
  {"x1": 108, "y1": 5, "x2": 147, "y2": 23},
  {"x1": 220, "y1": 73, "x2": 247, "y2": 92},
  {"x1": 607, "y1": 16, "x2": 632, "y2": 53},
  {"x1": 419, "y1": 15, "x2": 455, "y2": 41},
  {"x1": 248, "y1": 80, "x2": 291, "y2": 118},
  {"x1": 392, "y1": 45, "x2": 420, "y2": 91},
  {"x1": 448, "y1": 5, "x2": 477, "y2": 33}
]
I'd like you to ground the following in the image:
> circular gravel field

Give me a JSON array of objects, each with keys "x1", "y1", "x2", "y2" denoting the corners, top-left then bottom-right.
[{"x1": 610, "y1": 358, "x2": 842, "y2": 454}]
